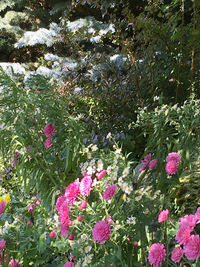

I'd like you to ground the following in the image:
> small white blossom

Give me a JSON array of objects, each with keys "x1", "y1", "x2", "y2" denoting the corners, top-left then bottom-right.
[{"x1": 126, "y1": 216, "x2": 136, "y2": 225}]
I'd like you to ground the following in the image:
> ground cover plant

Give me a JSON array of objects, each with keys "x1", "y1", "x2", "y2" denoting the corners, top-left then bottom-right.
[{"x1": 0, "y1": 0, "x2": 200, "y2": 266}]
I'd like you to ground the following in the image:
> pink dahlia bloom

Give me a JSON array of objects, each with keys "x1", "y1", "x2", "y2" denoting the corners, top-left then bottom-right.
[
  {"x1": 102, "y1": 184, "x2": 117, "y2": 201},
  {"x1": 140, "y1": 153, "x2": 152, "y2": 171},
  {"x1": 56, "y1": 196, "x2": 66, "y2": 212},
  {"x1": 148, "y1": 243, "x2": 166, "y2": 267},
  {"x1": 179, "y1": 214, "x2": 197, "y2": 230},
  {"x1": 171, "y1": 247, "x2": 183, "y2": 263},
  {"x1": 45, "y1": 136, "x2": 52, "y2": 149},
  {"x1": 64, "y1": 182, "x2": 80, "y2": 204},
  {"x1": 80, "y1": 174, "x2": 92, "y2": 197},
  {"x1": 59, "y1": 201, "x2": 70, "y2": 225},
  {"x1": 9, "y1": 259, "x2": 22, "y2": 267},
  {"x1": 165, "y1": 160, "x2": 178, "y2": 175},
  {"x1": 44, "y1": 123, "x2": 56, "y2": 137},
  {"x1": 96, "y1": 170, "x2": 107, "y2": 180},
  {"x1": 166, "y1": 152, "x2": 181, "y2": 163},
  {"x1": 92, "y1": 220, "x2": 111, "y2": 244},
  {"x1": 79, "y1": 200, "x2": 87, "y2": 209},
  {"x1": 0, "y1": 201, "x2": 6, "y2": 215},
  {"x1": 175, "y1": 226, "x2": 192, "y2": 245},
  {"x1": 158, "y1": 209, "x2": 169, "y2": 223},
  {"x1": 60, "y1": 222, "x2": 69, "y2": 236},
  {"x1": 195, "y1": 207, "x2": 200, "y2": 223},
  {"x1": 149, "y1": 159, "x2": 157, "y2": 171},
  {"x1": 63, "y1": 262, "x2": 74, "y2": 267},
  {"x1": 0, "y1": 239, "x2": 6, "y2": 252},
  {"x1": 183, "y1": 234, "x2": 200, "y2": 260}
]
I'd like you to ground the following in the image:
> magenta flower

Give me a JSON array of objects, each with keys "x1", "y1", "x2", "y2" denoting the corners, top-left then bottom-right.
[
  {"x1": 165, "y1": 160, "x2": 178, "y2": 175},
  {"x1": 59, "y1": 201, "x2": 70, "y2": 225},
  {"x1": 80, "y1": 174, "x2": 92, "y2": 197},
  {"x1": 68, "y1": 234, "x2": 75, "y2": 240},
  {"x1": 64, "y1": 182, "x2": 80, "y2": 204},
  {"x1": 56, "y1": 196, "x2": 66, "y2": 212},
  {"x1": 106, "y1": 216, "x2": 113, "y2": 224},
  {"x1": 96, "y1": 170, "x2": 107, "y2": 180},
  {"x1": 79, "y1": 200, "x2": 87, "y2": 209},
  {"x1": 60, "y1": 222, "x2": 69, "y2": 236},
  {"x1": 183, "y1": 235, "x2": 200, "y2": 260},
  {"x1": 9, "y1": 259, "x2": 22, "y2": 267},
  {"x1": 27, "y1": 221, "x2": 32, "y2": 226},
  {"x1": 102, "y1": 184, "x2": 117, "y2": 201},
  {"x1": 0, "y1": 239, "x2": 6, "y2": 252},
  {"x1": 140, "y1": 153, "x2": 152, "y2": 171},
  {"x1": 92, "y1": 220, "x2": 111, "y2": 244},
  {"x1": 166, "y1": 152, "x2": 181, "y2": 163},
  {"x1": 171, "y1": 247, "x2": 183, "y2": 263},
  {"x1": 28, "y1": 204, "x2": 35, "y2": 213},
  {"x1": 179, "y1": 214, "x2": 197, "y2": 230},
  {"x1": 175, "y1": 226, "x2": 192, "y2": 245},
  {"x1": 44, "y1": 123, "x2": 56, "y2": 137},
  {"x1": 0, "y1": 201, "x2": 6, "y2": 215},
  {"x1": 63, "y1": 262, "x2": 74, "y2": 267},
  {"x1": 195, "y1": 207, "x2": 200, "y2": 223},
  {"x1": 149, "y1": 159, "x2": 157, "y2": 171},
  {"x1": 45, "y1": 136, "x2": 52, "y2": 149},
  {"x1": 158, "y1": 209, "x2": 169, "y2": 223},
  {"x1": 148, "y1": 243, "x2": 166, "y2": 267},
  {"x1": 49, "y1": 231, "x2": 56, "y2": 238},
  {"x1": 77, "y1": 215, "x2": 83, "y2": 221}
]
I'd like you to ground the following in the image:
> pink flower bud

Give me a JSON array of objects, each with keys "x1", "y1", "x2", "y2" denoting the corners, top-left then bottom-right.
[
  {"x1": 133, "y1": 241, "x2": 138, "y2": 247},
  {"x1": 96, "y1": 170, "x2": 107, "y2": 180},
  {"x1": 27, "y1": 221, "x2": 32, "y2": 226},
  {"x1": 68, "y1": 234, "x2": 75, "y2": 240},
  {"x1": 77, "y1": 215, "x2": 83, "y2": 222},
  {"x1": 49, "y1": 231, "x2": 56, "y2": 238},
  {"x1": 79, "y1": 200, "x2": 87, "y2": 209},
  {"x1": 105, "y1": 216, "x2": 113, "y2": 224}
]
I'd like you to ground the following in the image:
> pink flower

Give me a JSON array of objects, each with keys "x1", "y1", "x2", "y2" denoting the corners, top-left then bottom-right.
[
  {"x1": 133, "y1": 241, "x2": 138, "y2": 247},
  {"x1": 0, "y1": 239, "x2": 6, "y2": 252},
  {"x1": 165, "y1": 160, "x2": 178, "y2": 175},
  {"x1": 179, "y1": 214, "x2": 197, "y2": 230},
  {"x1": 80, "y1": 174, "x2": 92, "y2": 197},
  {"x1": 158, "y1": 209, "x2": 169, "y2": 223},
  {"x1": 64, "y1": 182, "x2": 80, "y2": 204},
  {"x1": 148, "y1": 243, "x2": 166, "y2": 267},
  {"x1": 67, "y1": 220, "x2": 73, "y2": 226},
  {"x1": 9, "y1": 259, "x2": 22, "y2": 267},
  {"x1": 27, "y1": 221, "x2": 32, "y2": 226},
  {"x1": 166, "y1": 152, "x2": 181, "y2": 163},
  {"x1": 70, "y1": 254, "x2": 76, "y2": 260},
  {"x1": 49, "y1": 231, "x2": 56, "y2": 238},
  {"x1": 195, "y1": 207, "x2": 200, "y2": 223},
  {"x1": 175, "y1": 226, "x2": 192, "y2": 245},
  {"x1": 45, "y1": 136, "x2": 52, "y2": 149},
  {"x1": 140, "y1": 153, "x2": 152, "y2": 171},
  {"x1": 106, "y1": 216, "x2": 113, "y2": 224},
  {"x1": 60, "y1": 222, "x2": 69, "y2": 236},
  {"x1": 0, "y1": 201, "x2": 5, "y2": 215},
  {"x1": 56, "y1": 196, "x2": 66, "y2": 212},
  {"x1": 80, "y1": 200, "x2": 87, "y2": 209},
  {"x1": 44, "y1": 123, "x2": 56, "y2": 137},
  {"x1": 59, "y1": 201, "x2": 70, "y2": 224},
  {"x1": 140, "y1": 161, "x2": 149, "y2": 171},
  {"x1": 171, "y1": 247, "x2": 183, "y2": 263},
  {"x1": 68, "y1": 234, "x2": 75, "y2": 240},
  {"x1": 96, "y1": 170, "x2": 107, "y2": 180},
  {"x1": 149, "y1": 159, "x2": 157, "y2": 171},
  {"x1": 92, "y1": 220, "x2": 111, "y2": 244},
  {"x1": 77, "y1": 215, "x2": 83, "y2": 222},
  {"x1": 102, "y1": 184, "x2": 117, "y2": 201},
  {"x1": 28, "y1": 204, "x2": 34, "y2": 213},
  {"x1": 183, "y1": 235, "x2": 200, "y2": 260},
  {"x1": 63, "y1": 262, "x2": 74, "y2": 267}
]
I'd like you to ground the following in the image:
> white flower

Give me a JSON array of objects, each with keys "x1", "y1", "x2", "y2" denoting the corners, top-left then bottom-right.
[
  {"x1": 135, "y1": 195, "x2": 142, "y2": 201},
  {"x1": 106, "y1": 132, "x2": 112, "y2": 139},
  {"x1": 85, "y1": 246, "x2": 92, "y2": 253},
  {"x1": 107, "y1": 166, "x2": 112, "y2": 174},
  {"x1": 125, "y1": 186, "x2": 133, "y2": 195},
  {"x1": 126, "y1": 216, "x2": 136, "y2": 225},
  {"x1": 118, "y1": 177, "x2": 123, "y2": 186},
  {"x1": 87, "y1": 166, "x2": 93, "y2": 174},
  {"x1": 90, "y1": 159, "x2": 96, "y2": 166},
  {"x1": 81, "y1": 233, "x2": 87, "y2": 240},
  {"x1": 122, "y1": 167, "x2": 130, "y2": 177},
  {"x1": 84, "y1": 254, "x2": 93, "y2": 263},
  {"x1": 122, "y1": 194, "x2": 127, "y2": 201},
  {"x1": 115, "y1": 148, "x2": 122, "y2": 154},
  {"x1": 91, "y1": 145, "x2": 98, "y2": 151},
  {"x1": 122, "y1": 182, "x2": 129, "y2": 192}
]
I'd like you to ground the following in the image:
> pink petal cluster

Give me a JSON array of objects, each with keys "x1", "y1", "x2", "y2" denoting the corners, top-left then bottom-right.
[
  {"x1": 92, "y1": 220, "x2": 111, "y2": 244},
  {"x1": 158, "y1": 209, "x2": 169, "y2": 223},
  {"x1": 0, "y1": 201, "x2": 6, "y2": 215},
  {"x1": 165, "y1": 152, "x2": 181, "y2": 175},
  {"x1": 56, "y1": 196, "x2": 66, "y2": 212},
  {"x1": 59, "y1": 201, "x2": 70, "y2": 225},
  {"x1": 49, "y1": 231, "x2": 56, "y2": 238},
  {"x1": 102, "y1": 184, "x2": 117, "y2": 201},
  {"x1": 171, "y1": 247, "x2": 183, "y2": 263},
  {"x1": 45, "y1": 136, "x2": 52, "y2": 149},
  {"x1": 148, "y1": 243, "x2": 166, "y2": 267},
  {"x1": 183, "y1": 235, "x2": 200, "y2": 260},
  {"x1": 0, "y1": 239, "x2": 6, "y2": 252},
  {"x1": 96, "y1": 170, "x2": 107, "y2": 180},
  {"x1": 140, "y1": 153, "x2": 157, "y2": 171},
  {"x1": 64, "y1": 182, "x2": 80, "y2": 204},
  {"x1": 175, "y1": 226, "x2": 192, "y2": 245},
  {"x1": 44, "y1": 123, "x2": 56, "y2": 137},
  {"x1": 63, "y1": 262, "x2": 74, "y2": 267},
  {"x1": 166, "y1": 152, "x2": 181, "y2": 163},
  {"x1": 79, "y1": 200, "x2": 87, "y2": 209},
  {"x1": 60, "y1": 222, "x2": 69, "y2": 236},
  {"x1": 80, "y1": 174, "x2": 92, "y2": 197},
  {"x1": 9, "y1": 259, "x2": 22, "y2": 267}
]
